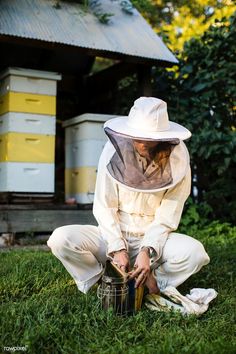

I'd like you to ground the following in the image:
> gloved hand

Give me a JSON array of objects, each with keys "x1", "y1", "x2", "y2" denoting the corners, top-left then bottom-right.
[{"x1": 112, "y1": 249, "x2": 130, "y2": 272}]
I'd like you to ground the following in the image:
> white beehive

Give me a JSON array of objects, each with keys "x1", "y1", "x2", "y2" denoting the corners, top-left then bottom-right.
[
  {"x1": 0, "y1": 162, "x2": 55, "y2": 193},
  {"x1": 63, "y1": 113, "x2": 118, "y2": 204}
]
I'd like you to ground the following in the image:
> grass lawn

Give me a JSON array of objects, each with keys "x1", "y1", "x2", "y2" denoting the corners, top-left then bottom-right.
[{"x1": 0, "y1": 222, "x2": 235, "y2": 354}]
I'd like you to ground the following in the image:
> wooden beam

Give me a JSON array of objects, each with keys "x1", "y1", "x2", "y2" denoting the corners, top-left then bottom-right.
[
  {"x1": 0, "y1": 34, "x2": 176, "y2": 67},
  {"x1": 85, "y1": 62, "x2": 154, "y2": 100},
  {"x1": 85, "y1": 62, "x2": 138, "y2": 93},
  {"x1": 0, "y1": 209, "x2": 97, "y2": 233}
]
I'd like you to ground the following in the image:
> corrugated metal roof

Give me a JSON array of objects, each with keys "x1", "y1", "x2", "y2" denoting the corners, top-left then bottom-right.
[{"x1": 0, "y1": 0, "x2": 178, "y2": 64}]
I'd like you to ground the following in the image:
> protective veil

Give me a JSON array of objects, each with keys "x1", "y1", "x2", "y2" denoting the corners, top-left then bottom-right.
[{"x1": 105, "y1": 127, "x2": 181, "y2": 192}]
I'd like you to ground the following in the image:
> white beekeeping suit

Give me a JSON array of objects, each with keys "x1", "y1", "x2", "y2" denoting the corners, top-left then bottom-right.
[
  {"x1": 48, "y1": 97, "x2": 216, "y2": 313},
  {"x1": 93, "y1": 125, "x2": 191, "y2": 259}
]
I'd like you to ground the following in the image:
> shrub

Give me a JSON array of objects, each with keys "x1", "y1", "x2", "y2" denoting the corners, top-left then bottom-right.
[{"x1": 153, "y1": 13, "x2": 236, "y2": 222}]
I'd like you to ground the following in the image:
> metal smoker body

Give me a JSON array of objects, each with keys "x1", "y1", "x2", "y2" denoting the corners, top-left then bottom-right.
[{"x1": 97, "y1": 261, "x2": 144, "y2": 315}]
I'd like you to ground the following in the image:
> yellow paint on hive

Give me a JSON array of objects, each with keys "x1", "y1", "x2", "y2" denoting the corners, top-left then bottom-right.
[
  {"x1": 65, "y1": 167, "x2": 97, "y2": 194},
  {"x1": 0, "y1": 92, "x2": 56, "y2": 115},
  {"x1": 0, "y1": 132, "x2": 55, "y2": 163}
]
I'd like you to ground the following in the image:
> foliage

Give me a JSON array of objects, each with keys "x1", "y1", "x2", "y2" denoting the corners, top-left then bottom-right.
[
  {"x1": 151, "y1": 13, "x2": 236, "y2": 222},
  {"x1": 179, "y1": 197, "x2": 213, "y2": 232},
  {"x1": 0, "y1": 224, "x2": 235, "y2": 353},
  {"x1": 131, "y1": 0, "x2": 236, "y2": 53},
  {"x1": 179, "y1": 197, "x2": 236, "y2": 238}
]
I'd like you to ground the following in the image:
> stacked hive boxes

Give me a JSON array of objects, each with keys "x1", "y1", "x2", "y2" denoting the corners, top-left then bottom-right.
[
  {"x1": 0, "y1": 67, "x2": 61, "y2": 193},
  {"x1": 63, "y1": 114, "x2": 117, "y2": 205}
]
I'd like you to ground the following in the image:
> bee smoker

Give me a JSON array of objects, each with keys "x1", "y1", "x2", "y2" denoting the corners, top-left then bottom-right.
[{"x1": 97, "y1": 260, "x2": 144, "y2": 315}]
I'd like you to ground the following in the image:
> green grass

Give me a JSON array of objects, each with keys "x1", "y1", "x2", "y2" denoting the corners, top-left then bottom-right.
[{"x1": 0, "y1": 222, "x2": 235, "y2": 354}]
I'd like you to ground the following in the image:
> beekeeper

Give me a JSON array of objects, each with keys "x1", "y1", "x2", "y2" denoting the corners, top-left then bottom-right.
[{"x1": 48, "y1": 97, "x2": 210, "y2": 295}]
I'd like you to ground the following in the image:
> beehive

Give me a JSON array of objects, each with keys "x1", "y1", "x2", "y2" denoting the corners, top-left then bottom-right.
[
  {"x1": 63, "y1": 114, "x2": 118, "y2": 204},
  {"x1": 0, "y1": 67, "x2": 61, "y2": 193}
]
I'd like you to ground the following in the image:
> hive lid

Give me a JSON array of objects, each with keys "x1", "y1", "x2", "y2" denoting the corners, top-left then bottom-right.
[
  {"x1": 62, "y1": 113, "x2": 119, "y2": 128},
  {"x1": 0, "y1": 67, "x2": 62, "y2": 81}
]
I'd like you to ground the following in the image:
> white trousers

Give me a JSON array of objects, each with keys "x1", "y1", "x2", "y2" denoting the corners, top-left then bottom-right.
[{"x1": 47, "y1": 225, "x2": 210, "y2": 294}]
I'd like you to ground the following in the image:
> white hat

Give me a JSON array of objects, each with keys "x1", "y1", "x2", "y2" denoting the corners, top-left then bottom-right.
[{"x1": 104, "y1": 97, "x2": 191, "y2": 140}]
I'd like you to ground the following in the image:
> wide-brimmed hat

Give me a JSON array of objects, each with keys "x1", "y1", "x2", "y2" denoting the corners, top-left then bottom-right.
[{"x1": 104, "y1": 97, "x2": 191, "y2": 140}]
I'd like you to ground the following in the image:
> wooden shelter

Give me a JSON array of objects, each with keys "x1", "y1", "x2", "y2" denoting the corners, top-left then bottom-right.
[{"x1": 0, "y1": 0, "x2": 177, "y2": 234}]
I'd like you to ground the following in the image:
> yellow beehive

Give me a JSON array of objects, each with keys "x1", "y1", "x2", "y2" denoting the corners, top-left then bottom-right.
[
  {"x1": 0, "y1": 132, "x2": 55, "y2": 163},
  {"x1": 0, "y1": 92, "x2": 56, "y2": 116},
  {"x1": 65, "y1": 166, "x2": 97, "y2": 203}
]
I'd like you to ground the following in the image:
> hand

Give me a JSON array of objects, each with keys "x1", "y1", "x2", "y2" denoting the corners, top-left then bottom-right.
[
  {"x1": 145, "y1": 272, "x2": 160, "y2": 294},
  {"x1": 129, "y1": 248, "x2": 150, "y2": 288},
  {"x1": 112, "y1": 250, "x2": 130, "y2": 272}
]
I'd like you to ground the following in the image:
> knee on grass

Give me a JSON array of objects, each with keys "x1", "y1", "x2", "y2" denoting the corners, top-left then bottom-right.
[
  {"x1": 47, "y1": 225, "x2": 91, "y2": 256},
  {"x1": 187, "y1": 241, "x2": 210, "y2": 273},
  {"x1": 47, "y1": 226, "x2": 69, "y2": 255}
]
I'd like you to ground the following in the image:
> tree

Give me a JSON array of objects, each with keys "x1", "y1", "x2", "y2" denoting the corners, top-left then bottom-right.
[
  {"x1": 132, "y1": 0, "x2": 236, "y2": 53},
  {"x1": 152, "y1": 13, "x2": 236, "y2": 221}
]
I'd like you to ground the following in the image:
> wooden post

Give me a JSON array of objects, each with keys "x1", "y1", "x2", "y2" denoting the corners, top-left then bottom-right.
[{"x1": 137, "y1": 65, "x2": 152, "y2": 96}]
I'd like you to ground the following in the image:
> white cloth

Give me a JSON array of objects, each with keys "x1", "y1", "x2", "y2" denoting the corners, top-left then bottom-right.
[
  {"x1": 145, "y1": 286, "x2": 218, "y2": 316},
  {"x1": 47, "y1": 228, "x2": 210, "y2": 294},
  {"x1": 186, "y1": 288, "x2": 218, "y2": 305}
]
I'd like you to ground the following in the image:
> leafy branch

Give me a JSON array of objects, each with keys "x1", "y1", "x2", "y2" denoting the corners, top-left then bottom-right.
[{"x1": 53, "y1": 0, "x2": 134, "y2": 24}]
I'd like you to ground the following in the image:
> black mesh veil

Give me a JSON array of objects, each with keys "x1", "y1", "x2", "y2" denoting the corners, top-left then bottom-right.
[{"x1": 104, "y1": 127, "x2": 180, "y2": 191}]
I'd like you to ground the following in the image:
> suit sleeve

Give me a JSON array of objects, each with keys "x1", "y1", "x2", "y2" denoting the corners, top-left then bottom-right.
[
  {"x1": 140, "y1": 166, "x2": 191, "y2": 260},
  {"x1": 93, "y1": 146, "x2": 128, "y2": 255}
]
